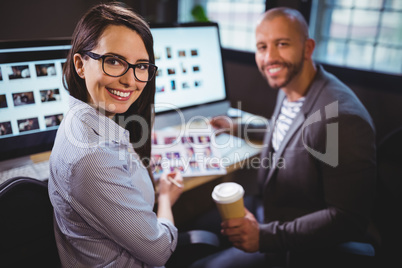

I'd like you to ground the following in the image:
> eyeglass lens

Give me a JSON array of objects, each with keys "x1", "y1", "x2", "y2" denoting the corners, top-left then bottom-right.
[{"x1": 103, "y1": 56, "x2": 155, "y2": 82}]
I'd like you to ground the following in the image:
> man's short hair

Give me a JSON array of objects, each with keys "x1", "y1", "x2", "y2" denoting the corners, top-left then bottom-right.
[{"x1": 260, "y1": 7, "x2": 310, "y2": 41}]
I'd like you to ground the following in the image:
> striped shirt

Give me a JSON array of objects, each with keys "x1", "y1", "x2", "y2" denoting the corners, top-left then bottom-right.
[
  {"x1": 272, "y1": 97, "x2": 305, "y2": 151},
  {"x1": 48, "y1": 96, "x2": 177, "y2": 268}
]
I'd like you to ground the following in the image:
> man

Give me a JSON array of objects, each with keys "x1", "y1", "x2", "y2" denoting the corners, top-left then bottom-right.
[{"x1": 195, "y1": 7, "x2": 377, "y2": 267}]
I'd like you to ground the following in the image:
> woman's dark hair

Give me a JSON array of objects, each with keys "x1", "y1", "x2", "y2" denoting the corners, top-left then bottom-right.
[{"x1": 63, "y1": 2, "x2": 155, "y2": 169}]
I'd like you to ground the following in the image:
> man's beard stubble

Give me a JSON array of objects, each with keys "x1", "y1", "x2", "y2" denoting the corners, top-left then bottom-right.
[{"x1": 260, "y1": 52, "x2": 305, "y2": 90}]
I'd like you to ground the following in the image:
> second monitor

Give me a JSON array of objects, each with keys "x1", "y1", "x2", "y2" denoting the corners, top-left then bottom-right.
[{"x1": 151, "y1": 22, "x2": 230, "y2": 129}]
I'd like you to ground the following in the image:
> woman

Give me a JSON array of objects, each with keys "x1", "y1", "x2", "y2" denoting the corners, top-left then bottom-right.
[{"x1": 48, "y1": 3, "x2": 183, "y2": 267}]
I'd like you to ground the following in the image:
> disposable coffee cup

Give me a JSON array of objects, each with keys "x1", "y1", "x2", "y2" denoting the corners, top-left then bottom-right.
[{"x1": 212, "y1": 182, "x2": 245, "y2": 220}]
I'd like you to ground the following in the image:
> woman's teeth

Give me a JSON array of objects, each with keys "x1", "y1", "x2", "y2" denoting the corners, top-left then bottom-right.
[{"x1": 109, "y1": 89, "x2": 130, "y2": 97}]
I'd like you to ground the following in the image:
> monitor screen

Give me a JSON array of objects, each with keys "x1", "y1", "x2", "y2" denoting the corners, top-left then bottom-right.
[
  {"x1": 151, "y1": 22, "x2": 229, "y2": 129},
  {"x1": 151, "y1": 22, "x2": 227, "y2": 113},
  {"x1": 0, "y1": 40, "x2": 71, "y2": 162}
]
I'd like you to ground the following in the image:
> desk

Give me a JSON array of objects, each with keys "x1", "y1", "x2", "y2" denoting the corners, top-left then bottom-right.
[{"x1": 30, "y1": 151, "x2": 52, "y2": 163}]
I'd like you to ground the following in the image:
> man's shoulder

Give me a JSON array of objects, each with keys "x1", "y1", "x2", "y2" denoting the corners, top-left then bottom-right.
[
  {"x1": 314, "y1": 66, "x2": 362, "y2": 107},
  {"x1": 309, "y1": 65, "x2": 374, "y2": 127},
  {"x1": 314, "y1": 65, "x2": 350, "y2": 92}
]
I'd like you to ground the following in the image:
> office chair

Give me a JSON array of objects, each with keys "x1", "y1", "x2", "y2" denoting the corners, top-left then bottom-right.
[
  {"x1": 0, "y1": 176, "x2": 220, "y2": 268},
  {"x1": 166, "y1": 229, "x2": 221, "y2": 267},
  {"x1": 373, "y1": 126, "x2": 402, "y2": 267},
  {"x1": 0, "y1": 176, "x2": 61, "y2": 267},
  {"x1": 309, "y1": 125, "x2": 402, "y2": 268},
  {"x1": 285, "y1": 240, "x2": 377, "y2": 268}
]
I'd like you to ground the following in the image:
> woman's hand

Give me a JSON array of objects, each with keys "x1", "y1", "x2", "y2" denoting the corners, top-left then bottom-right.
[
  {"x1": 158, "y1": 172, "x2": 183, "y2": 205},
  {"x1": 157, "y1": 172, "x2": 183, "y2": 223}
]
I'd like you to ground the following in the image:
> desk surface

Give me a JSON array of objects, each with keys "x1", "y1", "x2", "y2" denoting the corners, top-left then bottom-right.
[{"x1": 31, "y1": 151, "x2": 52, "y2": 164}]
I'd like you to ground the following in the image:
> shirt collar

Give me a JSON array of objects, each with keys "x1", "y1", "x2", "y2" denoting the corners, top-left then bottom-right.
[{"x1": 68, "y1": 96, "x2": 130, "y2": 145}]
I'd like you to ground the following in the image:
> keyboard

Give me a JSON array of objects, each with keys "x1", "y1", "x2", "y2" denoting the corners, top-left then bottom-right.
[
  {"x1": 214, "y1": 133, "x2": 262, "y2": 167},
  {"x1": 0, "y1": 160, "x2": 50, "y2": 185}
]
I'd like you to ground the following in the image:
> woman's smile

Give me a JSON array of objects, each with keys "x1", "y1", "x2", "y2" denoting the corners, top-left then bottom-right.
[{"x1": 106, "y1": 87, "x2": 133, "y2": 100}]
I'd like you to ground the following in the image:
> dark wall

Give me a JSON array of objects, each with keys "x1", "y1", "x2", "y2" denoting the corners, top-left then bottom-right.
[
  {"x1": 346, "y1": 82, "x2": 402, "y2": 144},
  {"x1": 0, "y1": 0, "x2": 108, "y2": 40},
  {"x1": 223, "y1": 60, "x2": 277, "y2": 119},
  {"x1": 0, "y1": 0, "x2": 177, "y2": 41}
]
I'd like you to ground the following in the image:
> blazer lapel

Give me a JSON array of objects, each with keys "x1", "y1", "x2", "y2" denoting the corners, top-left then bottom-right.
[
  {"x1": 258, "y1": 91, "x2": 285, "y2": 186},
  {"x1": 264, "y1": 112, "x2": 305, "y2": 188},
  {"x1": 265, "y1": 92, "x2": 285, "y2": 156},
  {"x1": 262, "y1": 64, "x2": 328, "y2": 188}
]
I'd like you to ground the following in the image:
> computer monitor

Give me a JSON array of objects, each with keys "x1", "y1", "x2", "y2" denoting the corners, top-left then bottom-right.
[
  {"x1": 0, "y1": 39, "x2": 71, "y2": 165},
  {"x1": 151, "y1": 22, "x2": 230, "y2": 129},
  {"x1": 0, "y1": 22, "x2": 229, "y2": 166}
]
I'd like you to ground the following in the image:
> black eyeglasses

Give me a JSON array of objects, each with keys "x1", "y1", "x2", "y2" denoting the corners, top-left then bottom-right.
[{"x1": 85, "y1": 52, "x2": 158, "y2": 82}]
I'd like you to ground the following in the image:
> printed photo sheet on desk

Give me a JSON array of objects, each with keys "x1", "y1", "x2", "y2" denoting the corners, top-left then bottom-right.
[{"x1": 151, "y1": 129, "x2": 227, "y2": 179}]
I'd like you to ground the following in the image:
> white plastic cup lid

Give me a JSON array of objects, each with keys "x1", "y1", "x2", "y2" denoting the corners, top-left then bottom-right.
[{"x1": 212, "y1": 182, "x2": 244, "y2": 204}]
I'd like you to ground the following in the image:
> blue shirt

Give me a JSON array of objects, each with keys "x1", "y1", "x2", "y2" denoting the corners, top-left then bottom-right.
[{"x1": 48, "y1": 96, "x2": 177, "y2": 267}]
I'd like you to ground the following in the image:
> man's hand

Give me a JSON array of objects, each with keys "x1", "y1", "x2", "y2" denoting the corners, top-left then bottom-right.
[
  {"x1": 210, "y1": 116, "x2": 238, "y2": 136},
  {"x1": 221, "y1": 208, "x2": 260, "y2": 252}
]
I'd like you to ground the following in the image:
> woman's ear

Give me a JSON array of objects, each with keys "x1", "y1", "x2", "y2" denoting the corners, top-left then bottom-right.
[{"x1": 73, "y1": 53, "x2": 85, "y2": 79}]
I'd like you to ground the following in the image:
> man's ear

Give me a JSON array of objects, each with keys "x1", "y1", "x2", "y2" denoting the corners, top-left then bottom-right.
[
  {"x1": 73, "y1": 53, "x2": 85, "y2": 78},
  {"x1": 304, "y1": 38, "x2": 316, "y2": 60}
]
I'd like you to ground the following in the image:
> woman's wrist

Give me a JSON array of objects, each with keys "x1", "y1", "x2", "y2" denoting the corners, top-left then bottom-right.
[
  {"x1": 157, "y1": 193, "x2": 174, "y2": 223},
  {"x1": 157, "y1": 193, "x2": 172, "y2": 205}
]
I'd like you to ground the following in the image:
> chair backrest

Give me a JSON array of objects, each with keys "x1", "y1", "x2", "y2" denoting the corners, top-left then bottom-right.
[
  {"x1": 377, "y1": 126, "x2": 402, "y2": 206},
  {"x1": 374, "y1": 126, "x2": 402, "y2": 266},
  {"x1": 0, "y1": 177, "x2": 60, "y2": 267}
]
